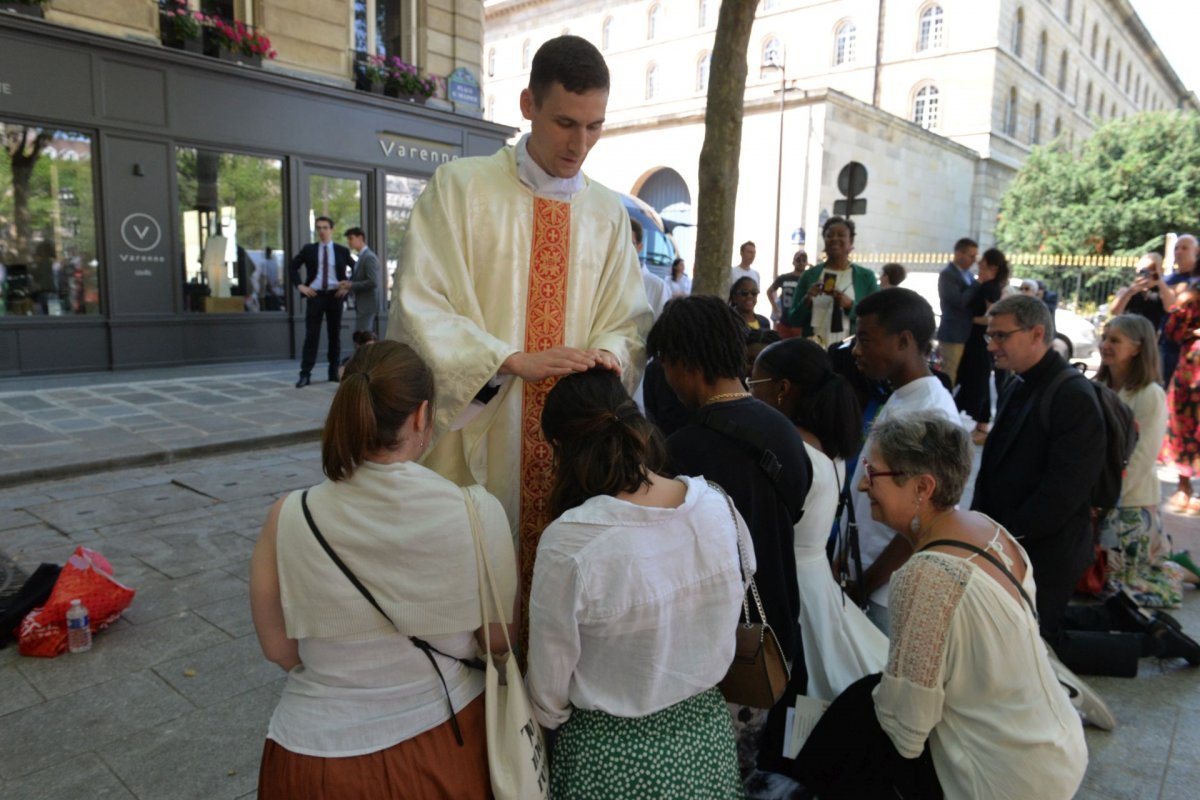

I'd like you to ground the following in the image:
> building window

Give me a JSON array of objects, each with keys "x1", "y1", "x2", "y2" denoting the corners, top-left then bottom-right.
[
  {"x1": 176, "y1": 147, "x2": 284, "y2": 313},
  {"x1": 1011, "y1": 7, "x2": 1024, "y2": 57},
  {"x1": 1115, "y1": 50, "x2": 1121, "y2": 81},
  {"x1": 352, "y1": 0, "x2": 410, "y2": 69},
  {"x1": 1135, "y1": 74, "x2": 1141, "y2": 104},
  {"x1": 1031, "y1": 102, "x2": 1042, "y2": 144},
  {"x1": 645, "y1": 64, "x2": 658, "y2": 99},
  {"x1": 763, "y1": 0, "x2": 778, "y2": 9},
  {"x1": 1090, "y1": 23, "x2": 1098, "y2": 59},
  {"x1": 1085, "y1": 81, "x2": 1092, "y2": 113},
  {"x1": 486, "y1": 96, "x2": 494, "y2": 120},
  {"x1": 1035, "y1": 29, "x2": 1047, "y2": 74},
  {"x1": 912, "y1": 84, "x2": 940, "y2": 130},
  {"x1": 602, "y1": 17, "x2": 612, "y2": 50},
  {"x1": 697, "y1": 52, "x2": 711, "y2": 92},
  {"x1": 762, "y1": 36, "x2": 783, "y2": 74},
  {"x1": 1124, "y1": 63, "x2": 1131, "y2": 93},
  {"x1": 1103, "y1": 37, "x2": 1110, "y2": 71},
  {"x1": 1111, "y1": 102, "x2": 1117, "y2": 118},
  {"x1": 1004, "y1": 86, "x2": 1018, "y2": 135},
  {"x1": 648, "y1": 4, "x2": 661, "y2": 40},
  {"x1": 1064, "y1": 0, "x2": 1072, "y2": 24},
  {"x1": 1098, "y1": 92, "x2": 1106, "y2": 118},
  {"x1": 835, "y1": 21, "x2": 856, "y2": 65},
  {"x1": 698, "y1": 0, "x2": 707, "y2": 27},
  {"x1": 1053, "y1": 116, "x2": 1063, "y2": 138},
  {"x1": 0, "y1": 121, "x2": 99, "y2": 317},
  {"x1": 1058, "y1": 50, "x2": 1068, "y2": 91},
  {"x1": 522, "y1": 39, "x2": 531, "y2": 68},
  {"x1": 487, "y1": 48, "x2": 495, "y2": 77},
  {"x1": 917, "y1": 4, "x2": 944, "y2": 51}
]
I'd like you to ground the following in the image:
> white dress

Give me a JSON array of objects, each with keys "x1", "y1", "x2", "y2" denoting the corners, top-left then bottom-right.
[
  {"x1": 794, "y1": 443, "x2": 888, "y2": 701},
  {"x1": 873, "y1": 530, "x2": 1088, "y2": 800}
]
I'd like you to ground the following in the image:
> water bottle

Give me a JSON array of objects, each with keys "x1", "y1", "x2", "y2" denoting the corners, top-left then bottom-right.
[{"x1": 66, "y1": 599, "x2": 92, "y2": 653}]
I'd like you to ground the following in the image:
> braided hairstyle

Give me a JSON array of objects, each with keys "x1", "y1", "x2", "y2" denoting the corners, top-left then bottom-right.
[{"x1": 646, "y1": 295, "x2": 746, "y2": 384}]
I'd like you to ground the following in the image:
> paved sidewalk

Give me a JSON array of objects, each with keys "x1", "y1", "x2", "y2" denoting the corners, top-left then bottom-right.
[
  {"x1": 0, "y1": 441, "x2": 1197, "y2": 798},
  {"x1": 0, "y1": 361, "x2": 335, "y2": 488}
]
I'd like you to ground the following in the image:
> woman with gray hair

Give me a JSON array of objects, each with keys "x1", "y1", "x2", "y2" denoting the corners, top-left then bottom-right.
[{"x1": 794, "y1": 410, "x2": 1087, "y2": 800}]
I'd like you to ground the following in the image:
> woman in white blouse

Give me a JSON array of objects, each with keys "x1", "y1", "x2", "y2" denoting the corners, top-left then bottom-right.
[
  {"x1": 794, "y1": 410, "x2": 1086, "y2": 800},
  {"x1": 249, "y1": 341, "x2": 517, "y2": 799},
  {"x1": 527, "y1": 369, "x2": 747, "y2": 798},
  {"x1": 667, "y1": 257, "x2": 692, "y2": 298}
]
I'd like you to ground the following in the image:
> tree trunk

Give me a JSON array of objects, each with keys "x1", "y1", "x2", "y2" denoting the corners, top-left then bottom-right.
[
  {"x1": 693, "y1": 0, "x2": 758, "y2": 297},
  {"x1": 8, "y1": 128, "x2": 51, "y2": 262}
]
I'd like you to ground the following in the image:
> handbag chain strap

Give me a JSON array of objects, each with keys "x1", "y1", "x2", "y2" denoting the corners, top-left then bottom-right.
[{"x1": 709, "y1": 481, "x2": 770, "y2": 632}]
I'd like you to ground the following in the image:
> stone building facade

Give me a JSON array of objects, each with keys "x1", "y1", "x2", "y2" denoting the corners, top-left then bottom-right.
[{"x1": 483, "y1": 0, "x2": 1195, "y2": 278}]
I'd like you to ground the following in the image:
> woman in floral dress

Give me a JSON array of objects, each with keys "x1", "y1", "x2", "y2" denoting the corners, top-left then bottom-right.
[{"x1": 1165, "y1": 288, "x2": 1200, "y2": 517}]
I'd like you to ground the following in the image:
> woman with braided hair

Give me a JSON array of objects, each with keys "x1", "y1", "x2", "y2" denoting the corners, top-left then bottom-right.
[{"x1": 526, "y1": 368, "x2": 746, "y2": 798}]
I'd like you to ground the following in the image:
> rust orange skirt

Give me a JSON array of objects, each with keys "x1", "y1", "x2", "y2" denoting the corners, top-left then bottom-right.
[{"x1": 258, "y1": 694, "x2": 492, "y2": 800}]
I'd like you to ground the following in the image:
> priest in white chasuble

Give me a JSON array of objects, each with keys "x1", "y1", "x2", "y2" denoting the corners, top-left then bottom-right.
[{"x1": 389, "y1": 35, "x2": 653, "y2": 646}]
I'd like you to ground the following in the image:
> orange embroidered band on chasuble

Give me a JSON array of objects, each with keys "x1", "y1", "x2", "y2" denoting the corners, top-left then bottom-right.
[{"x1": 518, "y1": 197, "x2": 570, "y2": 657}]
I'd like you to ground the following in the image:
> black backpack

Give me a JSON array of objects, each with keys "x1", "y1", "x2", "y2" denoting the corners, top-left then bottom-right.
[{"x1": 1038, "y1": 368, "x2": 1138, "y2": 511}]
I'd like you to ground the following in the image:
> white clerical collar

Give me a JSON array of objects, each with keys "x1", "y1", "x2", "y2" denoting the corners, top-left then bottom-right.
[{"x1": 516, "y1": 134, "x2": 585, "y2": 201}]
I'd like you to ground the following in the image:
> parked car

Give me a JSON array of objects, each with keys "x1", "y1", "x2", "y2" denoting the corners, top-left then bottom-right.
[{"x1": 621, "y1": 194, "x2": 676, "y2": 281}]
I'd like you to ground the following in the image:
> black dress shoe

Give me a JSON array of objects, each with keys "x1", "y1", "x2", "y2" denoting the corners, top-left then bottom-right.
[{"x1": 295, "y1": 375, "x2": 311, "y2": 388}]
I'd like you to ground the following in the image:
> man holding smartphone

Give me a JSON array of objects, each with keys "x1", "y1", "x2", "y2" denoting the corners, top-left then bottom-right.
[{"x1": 1110, "y1": 252, "x2": 1175, "y2": 332}]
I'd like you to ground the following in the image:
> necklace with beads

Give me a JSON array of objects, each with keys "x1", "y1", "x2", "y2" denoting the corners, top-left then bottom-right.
[{"x1": 704, "y1": 391, "x2": 751, "y2": 405}]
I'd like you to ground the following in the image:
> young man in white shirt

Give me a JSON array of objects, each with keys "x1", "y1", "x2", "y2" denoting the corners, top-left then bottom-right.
[
  {"x1": 846, "y1": 287, "x2": 961, "y2": 633},
  {"x1": 729, "y1": 240, "x2": 761, "y2": 290}
]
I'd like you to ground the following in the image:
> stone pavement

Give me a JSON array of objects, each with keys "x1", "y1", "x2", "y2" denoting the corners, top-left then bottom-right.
[{"x1": 0, "y1": 360, "x2": 336, "y2": 488}]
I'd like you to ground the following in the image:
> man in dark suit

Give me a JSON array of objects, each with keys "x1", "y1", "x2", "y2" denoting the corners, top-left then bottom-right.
[
  {"x1": 340, "y1": 227, "x2": 380, "y2": 336},
  {"x1": 935, "y1": 237, "x2": 980, "y2": 388},
  {"x1": 971, "y1": 294, "x2": 1106, "y2": 666},
  {"x1": 290, "y1": 216, "x2": 353, "y2": 387}
]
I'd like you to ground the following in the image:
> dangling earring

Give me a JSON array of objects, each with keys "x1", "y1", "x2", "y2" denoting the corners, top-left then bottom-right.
[{"x1": 909, "y1": 495, "x2": 923, "y2": 536}]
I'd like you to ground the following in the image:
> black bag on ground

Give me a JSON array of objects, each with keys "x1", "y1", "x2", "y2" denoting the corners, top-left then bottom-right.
[
  {"x1": 1038, "y1": 369, "x2": 1137, "y2": 511},
  {"x1": 0, "y1": 563, "x2": 62, "y2": 648}
]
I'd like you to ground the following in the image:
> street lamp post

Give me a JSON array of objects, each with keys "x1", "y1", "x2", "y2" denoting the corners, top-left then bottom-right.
[{"x1": 764, "y1": 53, "x2": 787, "y2": 284}]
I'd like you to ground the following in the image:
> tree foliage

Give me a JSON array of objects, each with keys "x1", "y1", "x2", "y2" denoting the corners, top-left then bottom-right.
[
  {"x1": 692, "y1": 0, "x2": 758, "y2": 297},
  {"x1": 996, "y1": 111, "x2": 1200, "y2": 257}
]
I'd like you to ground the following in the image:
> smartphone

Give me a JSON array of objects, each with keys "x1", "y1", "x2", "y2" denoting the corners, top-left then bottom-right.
[{"x1": 822, "y1": 273, "x2": 837, "y2": 293}]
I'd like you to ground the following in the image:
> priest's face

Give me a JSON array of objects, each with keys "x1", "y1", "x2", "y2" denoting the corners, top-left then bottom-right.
[{"x1": 520, "y1": 82, "x2": 608, "y2": 179}]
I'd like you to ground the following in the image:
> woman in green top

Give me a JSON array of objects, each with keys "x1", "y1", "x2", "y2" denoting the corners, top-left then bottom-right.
[{"x1": 785, "y1": 217, "x2": 879, "y2": 344}]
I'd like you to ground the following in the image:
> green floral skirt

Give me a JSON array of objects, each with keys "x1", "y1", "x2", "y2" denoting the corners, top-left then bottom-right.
[
  {"x1": 1100, "y1": 506, "x2": 1183, "y2": 609},
  {"x1": 551, "y1": 686, "x2": 744, "y2": 799}
]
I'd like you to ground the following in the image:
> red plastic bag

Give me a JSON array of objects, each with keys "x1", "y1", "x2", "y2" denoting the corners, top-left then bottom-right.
[{"x1": 18, "y1": 546, "x2": 136, "y2": 658}]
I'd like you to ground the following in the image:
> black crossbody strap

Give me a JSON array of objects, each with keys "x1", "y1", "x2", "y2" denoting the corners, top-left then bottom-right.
[
  {"x1": 833, "y1": 463, "x2": 866, "y2": 610},
  {"x1": 919, "y1": 538, "x2": 1036, "y2": 619},
  {"x1": 299, "y1": 490, "x2": 479, "y2": 746}
]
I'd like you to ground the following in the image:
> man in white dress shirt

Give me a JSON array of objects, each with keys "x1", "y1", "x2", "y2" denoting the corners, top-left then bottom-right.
[{"x1": 729, "y1": 240, "x2": 761, "y2": 289}]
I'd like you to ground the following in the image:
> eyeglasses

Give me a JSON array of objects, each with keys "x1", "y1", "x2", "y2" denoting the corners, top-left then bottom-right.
[
  {"x1": 983, "y1": 327, "x2": 1030, "y2": 344},
  {"x1": 745, "y1": 377, "x2": 776, "y2": 387},
  {"x1": 862, "y1": 458, "x2": 904, "y2": 487},
  {"x1": 736, "y1": 290, "x2": 759, "y2": 297}
]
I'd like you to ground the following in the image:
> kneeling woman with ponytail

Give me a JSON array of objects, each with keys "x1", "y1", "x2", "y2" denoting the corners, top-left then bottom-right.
[
  {"x1": 526, "y1": 369, "x2": 747, "y2": 798},
  {"x1": 250, "y1": 340, "x2": 516, "y2": 799}
]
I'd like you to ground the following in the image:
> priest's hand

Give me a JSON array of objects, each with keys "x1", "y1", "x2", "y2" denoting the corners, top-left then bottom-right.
[
  {"x1": 500, "y1": 347, "x2": 598, "y2": 382},
  {"x1": 585, "y1": 348, "x2": 622, "y2": 377}
]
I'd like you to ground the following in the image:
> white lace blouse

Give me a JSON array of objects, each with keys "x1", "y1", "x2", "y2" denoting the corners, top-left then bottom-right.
[{"x1": 873, "y1": 531, "x2": 1088, "y2": 800}]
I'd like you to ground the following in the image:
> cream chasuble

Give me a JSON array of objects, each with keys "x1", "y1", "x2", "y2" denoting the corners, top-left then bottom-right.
[{"x1": 390, "y1": 146, "x2": 652, "y2": 648}]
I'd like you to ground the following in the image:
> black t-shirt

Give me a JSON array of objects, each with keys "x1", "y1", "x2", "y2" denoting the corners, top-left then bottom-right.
[
  {"x1": 666, "y1": 397, "x2": 812, "y2": 661},
  {"x1": 769, "y1": 272, "x2": 803, "y2": 312},
  {"x1": 1125, "y1": 290, "x2": 1166, "y2": 331}
]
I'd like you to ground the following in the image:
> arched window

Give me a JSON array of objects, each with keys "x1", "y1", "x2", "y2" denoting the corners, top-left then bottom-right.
[
  {"x1": 762, "y1": 36, "x2": 783, "y2": 74},
  {"x1": 602, "y1": 16, "x2": 612, "y2": 50},
  {"x1": 1035, "y1": 29, "x2": 1047, "y2": 74},
  {"x1": 1085, "y1": 81, "x2": 1093, "y2": 113},
  {"x1": 698, "y1": 0, "x2": 708, "y2": 27},
  {"x1": 1064, "y1": 0, "x2": 1073, "y2": 24},
  {"x1": 522, "y1": 39, "x2": 531, "y2": 69},
  {"x1": 645, "y1": 63, "x2": 658, "y2": 99},
  {"x1": 1099, "y1": 91, "x2": 1106, "y2": 118},
  {"x1": 696, "y1": 52, "x2": 711, "y2": 92},
  {"x1": 1124, "y1": 63, "x2": 1131, "y2": 93},
  {"x1": 1058, "y1": 50, "x2": 1068, "y2": 91},
  {"x1": 1031, "y1": 102, "x2": 1042, "y2": 144},
  {"x1": 835, "y1": 21, "x2": 857, "y2": 65},
  {"x1": 1135, "y1": 74, "x2": 1141, "y2": 104},
  {"x1": 912, "y1": 84, "x2": 940, "y2": 130},
  {"x1": 1011, "y1": 7, "x2": 1024, "y2": 56},
  {"x1": 1115, "y1": 51, "x2": 1122, "y2": 81},
  {"x1": 1053, "y1": 116, "x2": 1063, "y2": 139},
  {"x1": 487, "y1": 48, "x2": 495, "y2": 77},
  {"x1": 917, "y1": 4, "x2": 944, "y2": 51},
  {"x1": 1004, "y1": 86, "x2": 1018, "y2": 135},
  {"x1": 1103, "y1": 37, "x2": 1110, "y2": 70},
  {"x1": 648, "y1": 4, "x2": 661, "y2": 40},
  {"x1": 1090, "y1": 23, "x2": 1098, "y2": 58}
]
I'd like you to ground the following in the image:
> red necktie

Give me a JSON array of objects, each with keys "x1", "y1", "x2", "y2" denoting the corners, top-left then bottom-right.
[{"x1": 320, "y1": 245, "x2": 329, "y2": 290}]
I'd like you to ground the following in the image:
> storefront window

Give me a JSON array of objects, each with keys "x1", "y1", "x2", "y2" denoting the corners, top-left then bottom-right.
[
  {"x1": 384, "y1": 173, "x2": 427, "y2": 305},
  {"x1": 176, "y1": 147, "x2": 284, "y2": 312},
  {"x1": 0, "y1": 122, "x2": 99, "y2": 317}
]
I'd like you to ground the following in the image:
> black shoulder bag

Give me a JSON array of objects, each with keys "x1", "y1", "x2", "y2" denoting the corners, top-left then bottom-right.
[{"x1": 299, "y1": 490, "x2": 483, "y2": 746}]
